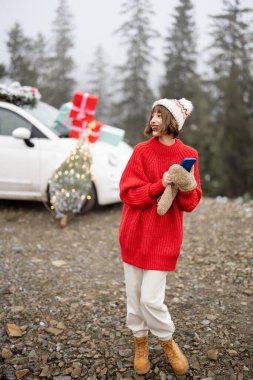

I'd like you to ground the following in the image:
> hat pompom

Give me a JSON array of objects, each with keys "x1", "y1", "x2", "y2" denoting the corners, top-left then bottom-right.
[{"x1": 179, "y1": 98, "x2": 193, "y2": 116}]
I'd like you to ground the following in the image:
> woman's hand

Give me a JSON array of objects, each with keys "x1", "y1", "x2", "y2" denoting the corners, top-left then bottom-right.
[{"x1": 162, "y1": 172, "x2": 173, "y2": 187}]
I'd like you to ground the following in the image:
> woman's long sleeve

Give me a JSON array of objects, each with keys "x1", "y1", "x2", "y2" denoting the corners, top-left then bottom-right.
[{"x1": 120, "y1": 147, "x2": 164, "y2": 209}]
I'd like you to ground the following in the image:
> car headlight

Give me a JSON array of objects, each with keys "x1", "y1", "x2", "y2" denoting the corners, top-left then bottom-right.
[{"x1": 108, "y1": 152, "x2": 118, "y2": 167}]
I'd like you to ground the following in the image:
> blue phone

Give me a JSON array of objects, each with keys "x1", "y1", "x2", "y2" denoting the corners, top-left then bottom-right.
[{"x1": 180, "y1": 158, "x2": 196, "y2": 172}]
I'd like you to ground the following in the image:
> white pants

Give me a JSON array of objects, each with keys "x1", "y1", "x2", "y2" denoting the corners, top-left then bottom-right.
[{"x1": 123, "y1": 263, "x2": 175, "y2": 339}]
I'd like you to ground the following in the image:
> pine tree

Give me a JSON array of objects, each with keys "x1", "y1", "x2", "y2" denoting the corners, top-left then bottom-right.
[
  {"x1": 113, "y1": 0, "x2": 158, "y2": 145},
  {"x1": 86, "y1": 46, "x2": 111, "y2": 124},
  {"x1": 30, "y1": 33, "x2": 50, "y2": 94},
  {"x1": 6, "y1": 23, "x2": 38, "y2": 86},
  {"x1": 43, "y1": 0, "x2": 76, "y2": 108},
  {"x1": 161, "y1": 0, "x2": 197, "y2": 100},
  {"x1": 160, "y1": 0, "x2": 211, "y2": 194},
  {"x1": 0, "y1": 64, "x2": 6, "y2": 79},
  {"x1": 209, "y1": 0, "x2": 253, "y2": 197}
]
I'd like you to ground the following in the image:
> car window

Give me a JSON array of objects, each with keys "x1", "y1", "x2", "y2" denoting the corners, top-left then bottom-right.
[
  {"x1": 31, "y1": 125, "x2": 47, "y2": 138},
  {"x1": 22, "y1": 102, "x2": 59, "y2": 130},
  {"x1": 0, "y1": 108, "x2": 32, "y2": 136}
]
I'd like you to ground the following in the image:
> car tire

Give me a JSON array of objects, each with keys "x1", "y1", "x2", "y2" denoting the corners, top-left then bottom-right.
[{"x1": 80, "y1": 184, "x2": 97, "y2": 213}]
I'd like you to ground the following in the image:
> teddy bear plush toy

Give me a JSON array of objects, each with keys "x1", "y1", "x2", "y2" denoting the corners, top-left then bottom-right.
[{"x1": 157, "y1": 164, "x2": 197, "y2": 215}]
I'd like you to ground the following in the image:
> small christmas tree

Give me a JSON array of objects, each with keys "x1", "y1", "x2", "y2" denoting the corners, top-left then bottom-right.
[{"x1": 49, "y1": 138, "x2": 93, "y2": 218}]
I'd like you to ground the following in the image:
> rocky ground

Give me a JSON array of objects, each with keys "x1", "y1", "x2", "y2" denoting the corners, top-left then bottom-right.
[{"x1": 0, "y1": 197, "x2": 252, "y2": 380}]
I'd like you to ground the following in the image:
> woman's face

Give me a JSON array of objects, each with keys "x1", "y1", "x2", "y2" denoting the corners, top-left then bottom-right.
[{"x1": 150, "y1": 110, "x2": 163, "y2": 137}]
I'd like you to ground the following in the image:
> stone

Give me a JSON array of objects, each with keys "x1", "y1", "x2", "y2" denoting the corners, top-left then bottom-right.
[
  {"x1": 159, "y1": 371, "x2": 167, "y2": 380},
  {"x1": 41, "y1": 353, "x2": 48, "y2": 363},
  {"x1": 15, "y1": 342, "x2": 24, "y2": 351},
  {"x1": 45, "y1": 327, "x2": 63, "y2": 336},
  {"x1": 226, "y1": 349, "x2": 238, "y2": 356},
  {"x1": 154, "y1": 366, "x2": 159, "y2": 374},
  {"x1": 172, "y1": 297, "x2": 181, "y2": 303},
  {"x1": 56, "y1": 322, "x2": 66, "y2": 330},
  {"x1": 207, "y1": 348, "x2": 219, "y2": 361},
  {"x1": 28, "y1": 349, "x2": 38, "y2": 361},
  {"x1": 205, "y1": 314, "x2": 217, "y2": 321},
  {"x1": 15, "y1": 369, "x2": 29, "y2": 379},
  {"x1": 201, "y1": 319, "x2": 210, "y2": 326},
  {"x1": 10, "y1": 306, "x2": 25, "y2": 313},
  {"x1": 39, "y1": 365, "x2": 50, "y2": 377},
  {"x1": 6, "y1": 323, "x2": 23, "y2": 337},
  {"x1": 100, "y1": 368, "x2": 108, "y2": 376},
  {"x1": 1, "y1": 347, "x2": 13, "y2": 359},
  {"x1": 63, "y1": 368, "x2": 73, "y2": 375},
  {"x1": 72, "y1": 368, "x2": 82, "y2": 378},
  {"x1": 190, "y1": 355, "x2": 201, "y2": 371},
  {"x1": 119, "y1": 349, "x2": 132, "y2": 357},
  {"x1": 51, "y1": 260, "x2": 66, "y2": 267}
]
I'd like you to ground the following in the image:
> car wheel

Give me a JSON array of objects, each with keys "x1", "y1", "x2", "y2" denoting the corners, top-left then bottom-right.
[
  {"x1": 45, "y1": 184, "x2": 56, "y2": 214},
  {"x1": 80, "y1": 184, "x2": 97, "y2": 213},
  {"x1": 47, "y1": 184, "x2": 51, "y2": 204}
]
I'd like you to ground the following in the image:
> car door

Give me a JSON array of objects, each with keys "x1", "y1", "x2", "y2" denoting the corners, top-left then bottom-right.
[{"x1": 0, "y1": 107, "x2": 40, "y2": 198}]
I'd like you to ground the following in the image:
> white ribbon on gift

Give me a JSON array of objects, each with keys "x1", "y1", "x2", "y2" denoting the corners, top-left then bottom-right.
[
  {"x1": 89, "y1": 130, "x2": 100, "y2": 138},
  {"x1": 71, "y1": 120, "x2": 88, "y2": 133}
]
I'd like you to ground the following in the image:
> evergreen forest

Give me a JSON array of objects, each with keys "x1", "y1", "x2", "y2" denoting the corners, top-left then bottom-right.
[{"x1": 1, "y1": 0, "x2": 253, "y2": 198}]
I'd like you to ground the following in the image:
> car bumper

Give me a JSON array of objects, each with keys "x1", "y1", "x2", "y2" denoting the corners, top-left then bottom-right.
[{"x1": 95, "y1": 171, "x2": 121, "y2": 205}]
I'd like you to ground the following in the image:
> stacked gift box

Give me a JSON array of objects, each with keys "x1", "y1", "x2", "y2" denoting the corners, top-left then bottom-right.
[
  {"x1": 53, "y1": 91, "x2": 125, "y2": 146},
  {"x1": 99, "y1": 125, "x2": 125, "y2": 146},
  {"x1": 52, "y1": 102, "x2": 72, "y2": 136}
]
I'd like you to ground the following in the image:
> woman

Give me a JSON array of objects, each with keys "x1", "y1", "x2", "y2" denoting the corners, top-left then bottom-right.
[{"x1": 119, "y1": 98, "x2": 202, "y2": 375}]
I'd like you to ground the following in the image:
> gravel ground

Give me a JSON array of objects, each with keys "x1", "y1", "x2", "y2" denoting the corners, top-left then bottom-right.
[{"x1": 0, "y1": 197, "x2": 252, "y2": 380}]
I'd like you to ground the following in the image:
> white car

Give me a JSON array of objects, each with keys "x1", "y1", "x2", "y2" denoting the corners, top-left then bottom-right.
[{"x1": 0, "y1": 101, "x2": 133, "y2": 210}]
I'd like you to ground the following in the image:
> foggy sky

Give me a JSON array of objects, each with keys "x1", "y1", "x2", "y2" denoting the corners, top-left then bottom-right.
[{"x1": 0, "y1": 0, "x2": 252, "y2": 94}]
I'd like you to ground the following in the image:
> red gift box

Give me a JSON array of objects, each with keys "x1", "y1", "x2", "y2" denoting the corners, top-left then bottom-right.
[
  {"x1": 69, "y1": 91, "x2": 98, "y2": 122},
  {"x1": 69, "y1": 118, "x2": 88, "y2": 138},
  {"x1": 87, "y1": 120, "x2": 104, "y2": 143},
  {"x1": 69, "y1": 119, "x2": 103, "y2": 141}
]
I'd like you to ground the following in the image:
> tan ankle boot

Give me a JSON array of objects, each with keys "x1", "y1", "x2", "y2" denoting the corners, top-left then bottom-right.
[
  {"x1": 134, "y1": 336, "x2": 150, "y2": 375},
  {"x1": 159, "y1": 338, "x2": 189, "y2": 375}
]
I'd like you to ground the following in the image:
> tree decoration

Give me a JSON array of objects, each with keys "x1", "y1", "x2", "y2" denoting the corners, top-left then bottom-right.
[
  {"x1": 48, "y1": 136, "x2": 93, "y2": 218},
  {"x1": 0, "y1": 81, "x2": 41, "y2": 107}
]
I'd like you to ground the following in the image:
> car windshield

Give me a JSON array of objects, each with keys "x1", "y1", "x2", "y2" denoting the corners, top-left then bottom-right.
[{"x1": 21, "y1": 101, "x2": 59, "y2": 131}]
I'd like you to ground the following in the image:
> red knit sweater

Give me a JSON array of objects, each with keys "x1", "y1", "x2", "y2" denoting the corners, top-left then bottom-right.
[{"x1": 119, "y1": 137, "x2": 202, "y2": 271}]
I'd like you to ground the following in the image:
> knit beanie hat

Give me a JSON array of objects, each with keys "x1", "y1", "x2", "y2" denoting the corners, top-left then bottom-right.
[{"x1": 152, "y1": 98, "x2": 193, "y2": 130}]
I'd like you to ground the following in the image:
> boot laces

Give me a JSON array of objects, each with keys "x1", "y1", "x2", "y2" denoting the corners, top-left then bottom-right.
[
  {"x1": 167, "y1": 345, "x2": 179, "y2": 360},
  {"x1": 136, "y1": 341, "x2": 148, "y2": 358},
  {"x1": 163, "y1": 341, "x2": 180, "y2": 361}
]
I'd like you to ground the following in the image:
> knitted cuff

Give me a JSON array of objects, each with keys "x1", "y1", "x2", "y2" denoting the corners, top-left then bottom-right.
[{"x1": 149, "y1": 179, "x2": 165, "y2": 199}]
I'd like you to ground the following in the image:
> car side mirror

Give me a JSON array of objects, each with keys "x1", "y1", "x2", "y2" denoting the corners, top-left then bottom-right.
[
  {"x1": 12, "y1": 127, "x2": 34, "y2": 147},
  {"x1": 12, "y1": 127, "x2": 31, "y2": 140}
]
